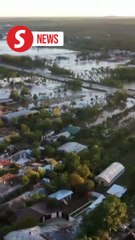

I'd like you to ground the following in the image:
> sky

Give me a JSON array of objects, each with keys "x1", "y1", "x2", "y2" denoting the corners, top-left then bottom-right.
[{"x1": 1, "y1": 0, "x2": 135, "y2": 17}]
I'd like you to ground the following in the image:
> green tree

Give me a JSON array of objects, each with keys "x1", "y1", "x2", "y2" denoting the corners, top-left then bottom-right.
[
  {"x1": 20, "y1": 87, "x2": 30, "y2": 97},
  {"x1": 68, "y1": 79, "x2": 82, "y2": 91},
  {"x1": 78, "y1": 195, "x2": 127, "y2": 239},
  {"x1": 10, "y1": 89, "x2": 20, "y2": 101},
  {"x1": 22, "y1": 175, "x2": 30, "y2": 186}
]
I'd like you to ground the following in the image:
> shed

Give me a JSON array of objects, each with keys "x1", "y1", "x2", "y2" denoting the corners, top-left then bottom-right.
[
  {"x1": 95, "y1": 162, "x2": 125, "y2": 186},
  {"x1": 107, "y1": 184, "x2": 127, "y2": 198},
  {"x1": 58, "y1": 142, "x2": 87, "y2": 153},
  {"x1": 61, "y1": 126, "x2": 81, "y2": 135},
  {"x1": 48, "y1": 189, "x2": 73, "y2": 201}
]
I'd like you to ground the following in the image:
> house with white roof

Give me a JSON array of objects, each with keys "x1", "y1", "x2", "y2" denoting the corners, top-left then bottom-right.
[
  {"x1": 58, "y1": 142, "x2": 87, "y2": 153},
  {"x1": 48, "y1": 189, "x2": 73, "y2": 202},
  {"x1": 107, "y1": 184, "x2": 127, "y2": 198}
]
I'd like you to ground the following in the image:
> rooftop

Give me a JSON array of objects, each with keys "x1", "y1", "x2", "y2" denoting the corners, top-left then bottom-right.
[
  {"x1": 58, "y1": 142, "x2": 87, "y2": 153},
  {"x1": 107, "y1": 184, "x2": 127, "y2": 198},
  {"x1": 0, "y1": 160, "x2": 12, "y2": 167},
  {"x1": 4, "y1": 226, "x2": 44, "y2": 240},
  {"x1": 95, "y1": 162, "x2": 125, "y2": 185},
  {"x1": 0, "y1": 173, "x2": 16, "y2": 183},
  {"x1": 61, "y1": 126, "x2": 81, "y2": 135},
  {"x1": 48, "y1": 189, "x2": 73, "y2": 201},
  {"x1": 2, "y1": 109, "x2": 37, "y2": 120}
]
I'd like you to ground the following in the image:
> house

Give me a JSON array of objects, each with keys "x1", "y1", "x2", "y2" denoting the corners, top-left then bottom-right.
[
  {"x1": 107, "y1": 184, "x2": 127, "y2": 198},
  {"x1": 10, "y1": 149, "x2": 32, "y2": 162},
  {"x1": 95, "y1": 162, "x2": 125, "y2": 186},
  {"x1": 16, "y1": 158, "x2": 30, "y2": 166},
  {"x1": 52, "y1": 132, "x2": 70, "y2": 142},
  {"x1": 61, "y1": 125, "x2": 81, "y2": 135},
  {"x1": 48, "y1": 189, "x2": 73, "y2": 202},
  {"x1": 4, "y1": 226, "x2": 44, "y2": 240},
  {"x1": 43, "y1": 131, "x2": 55, "y2": 142},
  {"x1": 58, "y1": 142, "x2": 87, "y2": 153},
  {"x1": 39, "y1": 164, "x2": 54, "y2": 172},
  {"x1": 2, "y1": 109, "x2": 38, "y2": 121},
  {"x1": 0, "y1": 173, "x2": 17, "y2": 185},
  {"x1": 0, "y1": 160, "x2": 12, "y2": 169}
]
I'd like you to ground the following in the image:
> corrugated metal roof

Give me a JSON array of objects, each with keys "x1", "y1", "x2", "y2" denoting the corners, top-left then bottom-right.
[
  {"x1": 49, "y1": 189, "x2": 73, "y2": 201},
  {"x1": 95, "y1": 162, "x2": 125, "y2": 184}
]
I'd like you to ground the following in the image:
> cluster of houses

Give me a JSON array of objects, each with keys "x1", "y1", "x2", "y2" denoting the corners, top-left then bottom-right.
[
  {"x1": 0, "y1": 107, "x2": 131, "y2": 239},
  {"x1": 0, "y1": 142, "x2": 128, "y2": 240}
]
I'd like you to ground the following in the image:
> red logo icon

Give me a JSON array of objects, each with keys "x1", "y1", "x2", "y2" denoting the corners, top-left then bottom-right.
[{"x1": 7, "y1": 26, "x2": 33, "y2": 52}]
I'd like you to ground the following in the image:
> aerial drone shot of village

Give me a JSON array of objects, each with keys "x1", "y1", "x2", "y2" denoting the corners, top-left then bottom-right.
[{"x1": 1, "y1": 1, "x2": 135, "y2": 239}]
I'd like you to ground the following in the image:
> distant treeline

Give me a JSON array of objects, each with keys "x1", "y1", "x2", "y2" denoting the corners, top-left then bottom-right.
[
  {"x1": 101, "y1": 67, "x2": 135, "y2": 87},
  {"x1": 0, "y1": 54, "x2": 46, "y2": 69}
]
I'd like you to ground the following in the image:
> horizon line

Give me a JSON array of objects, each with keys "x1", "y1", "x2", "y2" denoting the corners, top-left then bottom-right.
[{"x1": 1, "y1": 15, "x2": 135, "y2": 18}]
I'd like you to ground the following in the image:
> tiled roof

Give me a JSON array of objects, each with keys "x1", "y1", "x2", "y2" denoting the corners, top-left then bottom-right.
[
  {"x1": 0, "y1": 160, "x2": 12, "y2": 167},
  {"x1": 0, "y1": 173, "x2": 16, "y2": 182}
]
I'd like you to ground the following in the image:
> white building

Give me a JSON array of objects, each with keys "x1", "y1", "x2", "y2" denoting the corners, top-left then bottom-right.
[
  {"x1": 95, "y1": 162, "x2": 125, "y2": 186},
  {"x1": 48, "y1": 189, "x2": 73, "y2": 201},
  {"x1": 57, "y1": 142, "x2": 87, "y2": 153},
  {"x1": 107, "y1": 184, "x2": 127, "y2": 198}
]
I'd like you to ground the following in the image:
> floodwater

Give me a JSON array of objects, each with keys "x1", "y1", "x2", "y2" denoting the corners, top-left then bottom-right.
[
  {"x1": 0, "y1": 77, "x2": 107, "y2": 110},
  {"x1": 0, "y1": 40, "x2": 129, "y2": 79},
  {"x1": 89, "y1": 98, "x2": 135, "y2": 127}
]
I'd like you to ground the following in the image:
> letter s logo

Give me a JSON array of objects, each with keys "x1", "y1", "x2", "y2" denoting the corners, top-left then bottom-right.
[
  {"x1": 14, "y1": 30, "x2": 26, "y2": 49},
  {"x1": 7, "y1": 26, "x2": 33, "y2": 52}
]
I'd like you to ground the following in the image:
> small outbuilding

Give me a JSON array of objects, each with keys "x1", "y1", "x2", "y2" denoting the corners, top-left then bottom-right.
[
  {"x1": 48, "y1": 189, "x2": 73, "y2": 201},
  {"x1": 107, "y1": 184, "x2": 127, "y2": 198},
  {"x1": 58, "y1": 142, "x2": 87, "y2": 153},
  {"x1": 95, "y1": 162, "x2": 125, "y2": 186}
]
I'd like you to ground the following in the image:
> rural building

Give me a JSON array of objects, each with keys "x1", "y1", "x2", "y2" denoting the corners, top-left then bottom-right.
[
  {"x1": 2, "y1": 109, "x2": 37, "y2": 121},
  {"x1": 39, "y1": 164, "x2": 54, "y2": 172},
  {"x1": 4, "y1": 226, "x2": 44, "y2": 240},
  {"x1": 58, "y1": 142, "x2": 87, "y2": 153},
  {"x1": 61, "y1": 125, "x2": 81, "y2": 135},
  {"x1": 95, "y1": 162, "x2": 125, "y2": 186},
  {"x1": 0, "y1": 173, "x2": 17, "y2": 185},
  {"x1": 0, "y1": 160, "x2": 12, "y2": 169},
  {"x1": 48, "y1": 189, "x2": 73, "y2": 202},
  {"x1": 107, "y1": 184, "x2": 127, "y2": 198},
  {"x1": 52, "y1": 131, "x2": 70, "y2": 142}
]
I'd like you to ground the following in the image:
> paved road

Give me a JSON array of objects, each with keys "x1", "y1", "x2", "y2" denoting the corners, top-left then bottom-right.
[{"x1": 0, "y1": 63, "x2": 117, "y2": 93}]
